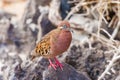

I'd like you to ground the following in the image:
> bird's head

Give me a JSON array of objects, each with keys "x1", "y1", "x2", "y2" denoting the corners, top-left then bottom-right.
[{"x1": 58, "y1": 21, "x2": 73, "y2": 32}]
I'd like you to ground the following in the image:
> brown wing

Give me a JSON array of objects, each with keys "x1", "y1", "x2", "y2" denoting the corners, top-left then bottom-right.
[
  {"x1": 35, "y1": 34, "x2": 51, "y2": 56},
  {"x1": 31, "y1": 28, "x2": 61, "y2": 59}
]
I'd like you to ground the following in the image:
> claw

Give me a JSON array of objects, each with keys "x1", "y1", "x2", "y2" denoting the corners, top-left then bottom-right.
[
  {"x1": 48, "y1": 59, "x2": 57, "y2": 70},
  {"x1": 54, "y1": 57, "x2": 63, "y2": 70}
]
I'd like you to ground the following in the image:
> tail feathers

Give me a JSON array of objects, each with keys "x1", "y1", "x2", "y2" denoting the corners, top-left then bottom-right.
[{"x1": 29, "y1": 49, "x2": 37, "y2": 60}]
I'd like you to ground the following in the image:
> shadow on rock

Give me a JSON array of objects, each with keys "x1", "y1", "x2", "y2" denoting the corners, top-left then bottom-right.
[{"x1": 43, "y1": 62, "x2": 91, "y2": 80}]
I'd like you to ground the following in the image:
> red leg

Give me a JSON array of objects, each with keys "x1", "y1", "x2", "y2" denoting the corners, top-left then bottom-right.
[
  {"x1": 54, "y1": 57, "x2": 63, "y2": 70},
  {"x1": 48, "y1": 59, "x2": 57, "y2": 70}
]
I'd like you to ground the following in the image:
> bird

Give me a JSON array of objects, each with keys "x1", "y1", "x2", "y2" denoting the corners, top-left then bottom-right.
[{"x1": 30, "y1": 21, "x2": 72, "y2": 70}]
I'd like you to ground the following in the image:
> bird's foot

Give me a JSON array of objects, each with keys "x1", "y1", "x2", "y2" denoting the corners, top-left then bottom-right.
[
  {"x1": 48, "y1": 59, "x2": 57, "y2": 70},
  {"x1": 54, "y1": 57, "x2": 63, "y2": 70}
]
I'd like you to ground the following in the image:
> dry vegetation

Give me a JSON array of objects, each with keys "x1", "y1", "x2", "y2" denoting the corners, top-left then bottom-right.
[{"x1": 66, "y1": 0, "x2": 120, "y2": 80}]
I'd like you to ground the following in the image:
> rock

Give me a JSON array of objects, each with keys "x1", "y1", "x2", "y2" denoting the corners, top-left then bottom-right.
[
  {"x1": 65, "y1": 42, "x2": 107, "y2": 80},
  {"x1": 40, "y1": 13, "x2": 56, "y2": 36},
  {"x1": 43, "y1": 62, "x2": 91, "y2": 80},
  {"x1": 35, "y1": 0, "x2": 51, "y2": 6}
]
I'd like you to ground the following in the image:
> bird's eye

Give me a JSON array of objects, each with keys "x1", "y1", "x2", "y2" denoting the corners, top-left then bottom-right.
[
  {"x1": 62, "y1": 25, "x2": 67, "y2": 29},
  {"x1": 59, "y1": 25, "x2": 67, "y2": 29}
]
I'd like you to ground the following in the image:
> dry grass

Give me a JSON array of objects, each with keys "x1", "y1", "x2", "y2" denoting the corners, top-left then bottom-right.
[{"x1": 64, "y1": 0, "x2": 120, "y2": 80}]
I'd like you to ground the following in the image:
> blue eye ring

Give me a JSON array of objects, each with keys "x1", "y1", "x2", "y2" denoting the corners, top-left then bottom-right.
[
  {"x1": 59, "y1": 25, "x2": 67, "y2": 29},
  {"x1": 63, "y1": 25, "x2": 67, "y2": 29}
]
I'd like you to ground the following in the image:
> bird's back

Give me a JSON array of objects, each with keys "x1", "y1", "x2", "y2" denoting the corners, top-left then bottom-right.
[{"x1": 30, "y1": 28, "x2": 61, "y2": 59}]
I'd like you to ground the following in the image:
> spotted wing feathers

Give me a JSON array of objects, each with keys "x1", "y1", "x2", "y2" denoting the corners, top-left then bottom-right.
[{"x1": 35, "y1": 34, "x2": 51, "y2": 56}]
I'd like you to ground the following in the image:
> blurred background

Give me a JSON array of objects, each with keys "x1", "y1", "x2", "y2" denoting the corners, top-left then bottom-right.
[{"x1": 0, "y1": 0, "x2": 120, "y2": 80}]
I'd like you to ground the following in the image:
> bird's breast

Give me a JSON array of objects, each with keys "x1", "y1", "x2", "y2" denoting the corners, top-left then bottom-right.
[{"x1": 50, "y1": 31, "x2": 72, "y2": 57}]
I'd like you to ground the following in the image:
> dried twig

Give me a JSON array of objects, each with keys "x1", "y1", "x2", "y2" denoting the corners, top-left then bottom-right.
[
  {"x1": 100, "y1": 28, "x2": 112, "y2": 39},
  {"x1": 110, "y1": 21, "x2": 120, "y2": 40},
  {"x1": 98, "y1": 48, "x2": 120, "y2": 80},
  {"x1": 65, "y1": 1, "x2": 97, "y2": 20}
]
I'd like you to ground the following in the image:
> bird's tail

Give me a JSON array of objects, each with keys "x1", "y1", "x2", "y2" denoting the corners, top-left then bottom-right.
[{"x1": 29, "y1": 49, "x2": 37, "y2": 60}]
